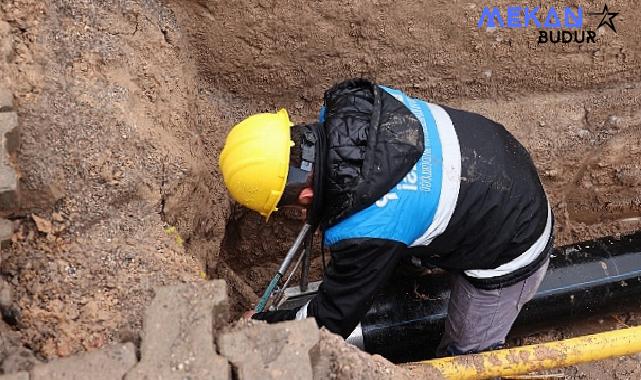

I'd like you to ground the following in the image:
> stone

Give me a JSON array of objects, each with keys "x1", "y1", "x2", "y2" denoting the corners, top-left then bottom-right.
[
  {"x1": 0, "y1": 21, "x2": 13, "y2": 62},
  {"x1": 1, "y1": 348, "x2": 39, "y2": 374},
  {"x1": 125, "y1": 281, "x2": 230, "y2": 380},
  {"x1": 0, "y1": 373, "x2": 29, "y2": 380},
  {"x1": 31, "y1": 343, "x2": 136, "y2": 380},
  {"x1": 0, "y1": 278, "x2": 18, "y2": 325},
  {"x1": 0, "y1": 160, "x2": 16, "y2": 188},
  {"x1": 0, "y1": 219, "x2": 12, "y2": 242},
  {"x1": 0, "y1": 112, "x2": 19, "y2": 156},
  {"x1": 608, "y1": 114, "x2": 623, "y2": 127},
  {"x1": 0, "y1": 319, "x2": 22, "y2": 357},
  {"x1": 0, "y1": 164, "x2": 17, "y2": 211},
  {"x1": 0, "y1": 112, "x2": 18, "y2": 211},
  {"x1": 0, "y1": 89, "x2": 12, "y2": 112},
  {"x1": 0, "y1": 112, "x2": 16, "y2": 145},
  {"x1": 217, "y1": 319, "x2": 320, "y2": 380},
  {"x1": 0, "y1": 278, "x2": 13, "y2": 307},
  {"x1": 0, "y1": 21, "x2": 10, "y2": 35}
]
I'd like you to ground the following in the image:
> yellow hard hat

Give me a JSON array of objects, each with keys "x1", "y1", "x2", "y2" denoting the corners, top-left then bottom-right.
[{"x1": 219, "y1": 109, "x2": 294, "y2": 219}]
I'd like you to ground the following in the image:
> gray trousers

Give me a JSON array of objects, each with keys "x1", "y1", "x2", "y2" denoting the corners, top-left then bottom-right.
[{"x1": 436, "y1": 257, "x2": 550, "y2": 356}]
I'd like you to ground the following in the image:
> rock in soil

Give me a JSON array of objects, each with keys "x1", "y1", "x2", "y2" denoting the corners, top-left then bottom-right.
[
  {"x1": 30, "y1": 343, "x2": 136, "y2": 380},
  {"x1": 1, "y1": 348, "x2": 39, "y2": 374},
  {"x1": 0, "y1": 372, "x2": 29, "y2": 380},
  {"x1": 316, "y1": 329, "x2": 422, "y2": 380},
  {"x1": 217, "y1": 318, "x2": 319, "y2": 380},
  {"x1": 125, "y1": 281, "x2": 230, "y2": 380}
]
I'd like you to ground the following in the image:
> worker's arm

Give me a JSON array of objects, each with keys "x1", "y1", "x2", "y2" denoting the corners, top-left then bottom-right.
[{"x1": 253, "y1": 238, "x2": 405, "y2": 338}]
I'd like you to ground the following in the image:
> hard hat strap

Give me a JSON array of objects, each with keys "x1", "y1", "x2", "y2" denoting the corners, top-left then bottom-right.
[
  {"x1": 278, "y1": 124, "x2": 317, "y2": 207},
  {"x1": 299, "y1": 125, "x2": 316, "y2": 171}
]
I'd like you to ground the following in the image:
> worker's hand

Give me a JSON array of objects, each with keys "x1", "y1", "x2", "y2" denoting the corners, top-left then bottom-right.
[{"x1": 242, "y1": 310, "x2": 255, "y2": 319}]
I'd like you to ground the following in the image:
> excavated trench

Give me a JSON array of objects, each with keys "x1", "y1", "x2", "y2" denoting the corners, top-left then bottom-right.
[
  {"x1": 167, "y1": 0, "x2": 641, "y2": 326},
  {"x1": 166, "y1": 0, "x2": 641, "y2": 353}
]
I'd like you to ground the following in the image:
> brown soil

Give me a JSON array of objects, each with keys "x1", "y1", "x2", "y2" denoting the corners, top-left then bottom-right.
[
  {"x1": 316, "y1": 329, "x2": 436, "y2": 380},
  {"x1": 0, "y1": 0, "x2": 640, "y2": 378},
  {"x1": 1, "y1": 0, "x2": 230, "y2": 359}
]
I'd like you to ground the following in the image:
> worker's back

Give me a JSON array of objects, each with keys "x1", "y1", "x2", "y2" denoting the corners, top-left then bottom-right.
[
  {"x1": 416, "y1": 105, "x2": 550, "y2": 288},
  {"x1": 247, "y1": 79, "x2": 553, "y2": 339},
  {"x1": 323, "y1": 85, "x2": 444, "y2": 246},
  {"x1": 321, "y1": 81, "x2": 551, "y2": 289}
]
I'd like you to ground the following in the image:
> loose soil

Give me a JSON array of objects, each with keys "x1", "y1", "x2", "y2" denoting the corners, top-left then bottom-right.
[{"x1": 0, "y1": 0, "x2": 640, "y2": 378}]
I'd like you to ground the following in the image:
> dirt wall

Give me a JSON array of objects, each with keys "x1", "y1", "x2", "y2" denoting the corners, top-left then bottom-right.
[
  {"x1": 174, "y1": 0, "x2": 641, "y2": 309},
  {"x1": 0, "y1": 0, "x2": 225, "y2": 358}
]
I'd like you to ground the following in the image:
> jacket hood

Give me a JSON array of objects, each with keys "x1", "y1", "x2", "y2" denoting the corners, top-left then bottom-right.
[{"x1": 315, "y1": 79, "x2": 424, "y2": 228}]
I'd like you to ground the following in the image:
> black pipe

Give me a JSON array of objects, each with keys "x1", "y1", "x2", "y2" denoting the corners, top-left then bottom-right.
[{"x1": 360, "y1": 232, "x2": 641, "y2": 362}]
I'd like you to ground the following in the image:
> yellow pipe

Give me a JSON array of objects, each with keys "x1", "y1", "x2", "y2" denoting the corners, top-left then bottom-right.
[{"x1": 414, "y1": 325, "x2": 641, "y2": 380}]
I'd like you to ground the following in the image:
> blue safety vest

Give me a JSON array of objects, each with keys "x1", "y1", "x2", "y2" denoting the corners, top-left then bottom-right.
[{"x1": 322, "y1": 86, "x2": 444, "y2": 246}]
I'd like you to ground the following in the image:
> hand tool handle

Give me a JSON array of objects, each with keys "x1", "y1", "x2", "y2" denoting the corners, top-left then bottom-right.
[
  {"x1": 255, "y1": 223, "x2": 313, "y2": 313},
  {"x1": 277, "y1": 223, "x2": 312, "y2": 274},
  {"x1": 255, "y1": 273, "x2": 282, "y2": 313}
]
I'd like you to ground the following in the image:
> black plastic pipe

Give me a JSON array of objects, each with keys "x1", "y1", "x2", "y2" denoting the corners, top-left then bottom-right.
[{"x1": 360, "y1": 232, "x2": 641, "y2": 362}]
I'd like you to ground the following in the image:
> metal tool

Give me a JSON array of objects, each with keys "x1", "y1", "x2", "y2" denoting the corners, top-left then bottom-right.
[
  {"x1": 299, "y1": 233, "x2": 313, "y2": 292},
  {"x1": 254, "y1": 223, "x2": 312, "y2": 313}
]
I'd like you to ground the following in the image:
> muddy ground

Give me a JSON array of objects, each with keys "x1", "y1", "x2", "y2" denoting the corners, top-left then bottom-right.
[{"x1": 0, "y1": 0, "x2": 640, "y2": 378}]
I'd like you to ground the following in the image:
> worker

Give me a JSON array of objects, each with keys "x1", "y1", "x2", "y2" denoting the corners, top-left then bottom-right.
[{"x1": 219, "y1": 79, "x2": 553, "y2": 356}]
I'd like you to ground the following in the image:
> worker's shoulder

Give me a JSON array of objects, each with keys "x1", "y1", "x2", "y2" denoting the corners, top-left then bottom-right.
[{"x1": 439, "y1": 105, "x2": 505, "y2": 130}]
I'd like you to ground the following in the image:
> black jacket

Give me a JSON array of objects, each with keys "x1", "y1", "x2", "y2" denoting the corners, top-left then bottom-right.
[
  {"x1": 319, "y1": 79, "x2": 424, "y2": 226},
  {"x1": 254, "y1": 79, "x2": 552, "y2": 338}
]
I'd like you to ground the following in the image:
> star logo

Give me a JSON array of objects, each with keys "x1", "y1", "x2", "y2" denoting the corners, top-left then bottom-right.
[{"x1": 588, "y1": 4, "x2": 619, "y2": 33}]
